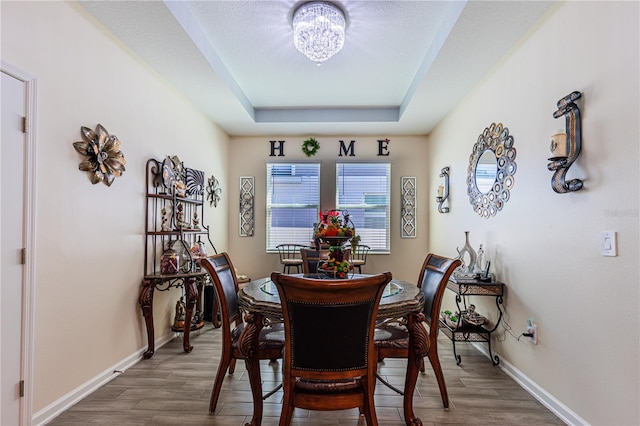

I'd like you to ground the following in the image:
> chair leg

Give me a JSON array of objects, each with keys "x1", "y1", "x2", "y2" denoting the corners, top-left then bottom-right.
[
  {"x1": 209, "y1": 351, "x2": 232, "y2": 413},
  {"x1": 427, "y1": 347, "x2": 449, "y2": 409},
  {"x1": 363, "y1": 382, "x2": 378, "y2": 425},
  {"x1": 229, "y1": 357, "x2": 237, "y2": 374},
  {"x1": 209, "y1": 295, "x2": 220, "y2": 328},
  {"x1": 279, "y1": 382, "x2": 295, "y2": 426}
]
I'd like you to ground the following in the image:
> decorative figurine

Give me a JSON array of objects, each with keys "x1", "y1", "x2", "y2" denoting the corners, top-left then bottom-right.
[
  {"x1": 475, "y1": 244, "x2": 484, "y2": 274},
  {"x1": 161, "y1": 206, "x2": 172, "y2": 231},
  {"x1": 175, "y1": 180, "x2": 187, "y2": 198},
  {"x1": 192, "y1": 211, "x2": 201, "y2": 230},
  {"x1": 173, "y1": 297, "x2": 186, "y2": 329},
  {"x1": 175, "y1": 203, "x2": 190, "y2": 230}
]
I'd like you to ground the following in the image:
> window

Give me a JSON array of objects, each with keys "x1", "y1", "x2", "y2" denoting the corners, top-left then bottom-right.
[
  {"x1": 336, "y1": 163, "x2": 391, "y2": 253},
  {"x1": 266, "y1": 163, "x2": 320, "y2": 251}
]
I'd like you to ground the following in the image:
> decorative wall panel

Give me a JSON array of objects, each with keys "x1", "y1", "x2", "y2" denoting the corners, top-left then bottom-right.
[
  {"x1": 239, "y1": 176, "x2": 255, "y2": 237},
  {"x1": 401, "y1": 177, "x2": 417, "y2": 238}
]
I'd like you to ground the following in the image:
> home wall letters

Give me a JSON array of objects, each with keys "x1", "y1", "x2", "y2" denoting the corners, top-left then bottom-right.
[{"x1": 268, "y1": 139, "x2": 391, "y2": 157}]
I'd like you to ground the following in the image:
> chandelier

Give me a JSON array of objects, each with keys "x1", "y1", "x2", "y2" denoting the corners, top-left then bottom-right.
[{"x1": 292, "y1": 2, "x2": 346, "y2": 64}]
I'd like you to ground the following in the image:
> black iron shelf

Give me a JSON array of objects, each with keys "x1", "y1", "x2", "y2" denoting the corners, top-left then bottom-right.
[{"x1": 442, "y1": 279, "x2": 505, "y2": 366}]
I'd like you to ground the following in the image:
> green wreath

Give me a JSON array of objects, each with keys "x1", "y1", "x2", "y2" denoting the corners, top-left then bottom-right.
[{"x1": 301, "y1": 138, "x2": 320, "y2": 157}]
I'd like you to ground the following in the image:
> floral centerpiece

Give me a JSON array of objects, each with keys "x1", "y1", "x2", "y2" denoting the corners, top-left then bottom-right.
[{"x1": 315, "y1": 210, "x2": 357, "y2": 278}]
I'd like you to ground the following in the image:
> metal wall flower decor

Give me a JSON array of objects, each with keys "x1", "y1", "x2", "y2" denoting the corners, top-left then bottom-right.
[
  {"x1": 206, "y1": 175, "x2": 222, "y2": 207},
  {"x1": 73, "y1": 124, "x2": 126, "y2": 186}
]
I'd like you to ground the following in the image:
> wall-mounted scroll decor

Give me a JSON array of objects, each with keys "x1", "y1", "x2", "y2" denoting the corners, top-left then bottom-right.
[
  {"x1": 401, "y1": 177, "x2": 417, "y2": 238},
  {"x1": 206, "y1": 176, "x2": 222, "y2": 207},
  {"x1": 547, "y1": 91, "x2": 584, "y2": 193},
  {"x1": 436, "y1": 166, "x2": 450, "y2": 213},
  {"x1": 467, "y1": 123, "x2": 517, "y2": 218},
  {"x1": 72, "y1": 124, "x2": 126, "y2": 186},
  {"x1": 239, "y1": 176, "x2": 255, "y2": 237}
]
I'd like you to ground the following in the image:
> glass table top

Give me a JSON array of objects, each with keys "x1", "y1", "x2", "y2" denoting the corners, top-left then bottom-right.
[{"x1": 258, "y1": 277, "x2": 404, "y2": 299}]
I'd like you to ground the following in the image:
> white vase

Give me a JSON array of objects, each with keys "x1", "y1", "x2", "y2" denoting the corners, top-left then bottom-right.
[{"x1": 456, "y1": 231, "x2": 478, "y2": 274}]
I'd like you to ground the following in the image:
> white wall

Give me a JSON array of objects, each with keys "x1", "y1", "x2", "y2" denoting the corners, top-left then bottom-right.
[
  {"x1": 227, "y1": 136, "x2": 431, "y2": 283},
  {"x1": 2, "y1": 0, "x2": 229, "y2": 414},
  {"x1": 428, "y1": 2, "x2": 639, "y2": 425}
]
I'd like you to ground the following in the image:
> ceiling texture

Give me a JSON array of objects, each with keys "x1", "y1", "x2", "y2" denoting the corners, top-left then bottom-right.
[{"x1": 78, "y1": 1, "x2": 555, "y2": 137}]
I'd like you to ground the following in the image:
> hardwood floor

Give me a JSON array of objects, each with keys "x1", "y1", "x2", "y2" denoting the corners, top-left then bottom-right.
[{"x1": 48, "y1": 325, "x2": 564, "y2": 425}]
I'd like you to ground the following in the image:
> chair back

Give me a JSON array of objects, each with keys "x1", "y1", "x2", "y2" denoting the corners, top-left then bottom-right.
[
  {"x1": 300, "y1": 248, "x2": 326, "y2": 274},
  {"x1": 418, "y1": 254, "x2": 461, "y2": 333},
  {"x1": 350, "y1": 244, "x2": 370, "y2": 262},
  {"x1": 271, "y1": 271, "x2": 392, "y2": 381},
  {"x1": 300, "y1": 248, "x2": 351, "y2": 274},
  {"x1": 349, "y1": 244, "x2": 370, "y2": 273},
  {"x1": 276, "y1": 244, "x2": 308, "y2": 273},
  {"x1": 276, "y1": 244, "x2": 306, "y2": 262},
  {"x1": 200, "y1": 253, "x2": 241, "y2": 329}
]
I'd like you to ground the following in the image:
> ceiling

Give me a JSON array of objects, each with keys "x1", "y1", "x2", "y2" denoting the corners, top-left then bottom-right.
[{"x1": 78, "y1": 1, "x2": 555, "y2": 137}]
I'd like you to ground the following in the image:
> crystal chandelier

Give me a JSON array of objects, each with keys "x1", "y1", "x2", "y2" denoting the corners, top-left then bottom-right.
[{"x1": 292, "y1": 2, "x2": 346, "y2": 64}]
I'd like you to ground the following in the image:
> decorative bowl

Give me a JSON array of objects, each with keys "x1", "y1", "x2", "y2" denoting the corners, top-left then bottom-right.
[
  {"x1": 441, "y1": 311, "x2": 461, "y2": 329},
  {"x1": 317, "y1": 259, "x2": 353, "y2": 279},
  {"x1": 445, "y1": 317, "x2": 460, "y2": 329},
  {"x1": 462, "y1": 311, "x2": 486, "y2": 326},
  {"x1": 320, "y1": 236, "x2": 350, "y2": 247}
]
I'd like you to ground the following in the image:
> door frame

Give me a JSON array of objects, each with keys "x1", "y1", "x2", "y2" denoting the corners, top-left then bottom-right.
[{"x1": 1, "y1": 60, "x2": 38, "y2": 425}]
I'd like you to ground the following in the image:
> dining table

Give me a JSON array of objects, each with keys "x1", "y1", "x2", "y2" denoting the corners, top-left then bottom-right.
[{"x1": 237, "y1": 274, "x2": 429, "y2": 426}]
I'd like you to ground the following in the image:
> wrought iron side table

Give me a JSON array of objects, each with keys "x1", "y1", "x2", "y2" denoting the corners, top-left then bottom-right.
[{"x1": 439, "y1": 278, "x2": 505, "y2": 365}]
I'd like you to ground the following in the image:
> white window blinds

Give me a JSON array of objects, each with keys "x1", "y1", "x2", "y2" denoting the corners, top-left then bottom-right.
[
  {"x1": 336, "y1": 163, "x2": 391, "y2": 253},
  {"x1": 266, "y1": 163, "x2": 320, "y2": 251}
]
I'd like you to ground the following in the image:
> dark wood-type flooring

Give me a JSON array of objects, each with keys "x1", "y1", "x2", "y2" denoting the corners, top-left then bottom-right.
[{"x1": 48, "y1": 325, "x2": 564, "y2": 425}]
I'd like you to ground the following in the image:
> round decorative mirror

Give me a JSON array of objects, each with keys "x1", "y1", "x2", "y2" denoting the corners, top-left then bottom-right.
[
  {"x1": 475, "y1": 150, "x2": 498, "y2": 194},
  {"x1": 466, "y1": 123, "x2": 517, "y2": 218}
]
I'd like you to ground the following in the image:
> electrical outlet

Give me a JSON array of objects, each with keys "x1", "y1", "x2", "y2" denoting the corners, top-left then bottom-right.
[{"x1": 526, "y1": 321, "x2": 538, "y2": 345}]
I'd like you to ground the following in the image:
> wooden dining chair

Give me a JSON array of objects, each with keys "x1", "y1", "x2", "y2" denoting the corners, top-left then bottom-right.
[
  {"x1": 271, "y1": 271, "x2": 392, "y2": 426},
  {"x1": 299, "y1": 248, "x2": 326, "y2": 274},
  {"x1": 276, "y1": 244, "x2": 307, "y2": 274},
  {"x1": 374, "y1": 253, "x2": 461, "y2": 409},
  {"x1": 349, "y1": 244, "x2": 371, "y2": 274},
  {"x1": 200, "y1": 253, "x2": 285, "y2": 414}
]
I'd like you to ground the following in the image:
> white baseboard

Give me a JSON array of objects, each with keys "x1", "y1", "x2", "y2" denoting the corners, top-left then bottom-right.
[
  {"x1": 32, "y1": 335, "x2": 174, "y2": 426},
  {"x1": 470, "y1": 342, "x2": 588, "y2": 426}
]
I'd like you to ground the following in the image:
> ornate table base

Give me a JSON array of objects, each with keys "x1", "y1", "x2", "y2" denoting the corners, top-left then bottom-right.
[
  {"x1": 139, "y1": 273, "x2": 204, "y2": 359},
  {"x1": 403, "y1": 312, "x2": 428, "y2": 426},
  {"x1": 238, "y1": 312, "x2": 265, "y2": 426}
]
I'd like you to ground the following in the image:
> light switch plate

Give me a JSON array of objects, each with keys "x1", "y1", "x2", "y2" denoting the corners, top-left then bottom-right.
[{"x1": 600, "y1": 231, "x2": 617, "y2": 256}]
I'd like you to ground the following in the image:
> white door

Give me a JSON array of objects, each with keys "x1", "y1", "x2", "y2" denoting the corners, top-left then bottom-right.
[{"x1": 1, "y1": 70, "x2": 27, "y2": 426}]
